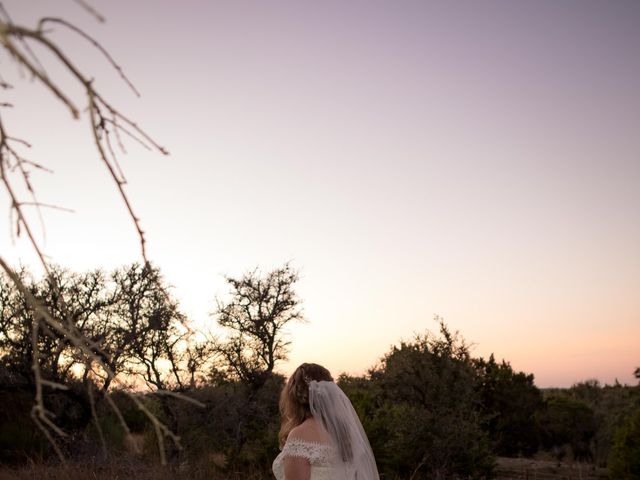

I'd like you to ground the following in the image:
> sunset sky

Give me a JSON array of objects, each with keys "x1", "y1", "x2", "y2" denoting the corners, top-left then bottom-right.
[{"x1": 1, "y1": 0, "x2": 638, "y2": 387}]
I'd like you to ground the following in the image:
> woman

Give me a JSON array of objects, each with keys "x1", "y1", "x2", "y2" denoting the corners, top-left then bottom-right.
[{"x1": 272, "y1": 363, "x2": 379, "y2": 480}]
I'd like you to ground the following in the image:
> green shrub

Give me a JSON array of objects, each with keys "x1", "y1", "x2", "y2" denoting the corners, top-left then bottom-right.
[
  {"x1": 536, "y1": 394, "x2": 596, "y2": 461},
  {"x1": 608, "y1": 408, "x2": 640, "y2": 479}
]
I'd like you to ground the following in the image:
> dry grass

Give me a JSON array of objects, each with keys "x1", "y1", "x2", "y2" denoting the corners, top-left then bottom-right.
[
  {"x1": 0, "y1": 462, "x2": 269, "y2": 480},
  {"x1": 496, "y1": 457, "x2": 609, "y2": 480},
  {"x1": 0, "y1": 457, "x2": 611, "y2": 480}
]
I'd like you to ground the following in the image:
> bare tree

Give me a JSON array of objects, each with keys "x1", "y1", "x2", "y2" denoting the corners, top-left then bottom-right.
[
  {"x1": 214, "y1": 264, "x2": 304, "y2": 387},
  {"x1": 111, "y1": 264, "x2": 186, "y2": 392},
  {"x1": 0, "y1": 263, "x2": 215, "y2": 393},
  {"x1": 0, "y1": 267, "x2": 114, "y2": 386}
]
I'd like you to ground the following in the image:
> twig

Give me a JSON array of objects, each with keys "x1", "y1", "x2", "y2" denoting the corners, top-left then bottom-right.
[
  {"x1": 0, "y1": 32, "x2": 80, "y2": 118},
  {"x1": 88, "y1": 90, "x2": 148, "y2": 261},
  {"x1": 86, "y1": 379, "x2": 107, "y2": 458},
  {"x1": 154, "y1": 389, "x2": 206, "y2": 408},
  {"x1": 0, "y1": 4, "x2": 189, "y2": 465},
  {"x1": 19, "y1": 202, "x2": 75, "y2": 214},
  {"x1": 71, "y1": 0, "x2": 105, "y2": 23},
  {"x1": 38, "y1": 17, "x2": 139, "y2": 96}
]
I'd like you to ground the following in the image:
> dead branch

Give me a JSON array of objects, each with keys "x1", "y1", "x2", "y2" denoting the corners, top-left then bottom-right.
[{"x1": 0, "y1": 3, "x2": 186, "y2": 465}]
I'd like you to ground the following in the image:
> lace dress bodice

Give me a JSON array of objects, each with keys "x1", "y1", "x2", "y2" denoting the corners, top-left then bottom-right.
[{"x1": 272, "y1": 438, "x2": 341, "y2": 480}]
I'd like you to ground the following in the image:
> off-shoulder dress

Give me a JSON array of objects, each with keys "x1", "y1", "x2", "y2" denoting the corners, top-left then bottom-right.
[{"x1": 272, "y1": 438, "x2": 342, "y2": 480}]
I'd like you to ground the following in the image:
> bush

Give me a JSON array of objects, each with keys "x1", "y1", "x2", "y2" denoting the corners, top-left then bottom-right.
[
  {"x1": 536, "y1": 394, "x2": 596, "y2": 461},
  {"x1": 474, "y1": 355, "x2": 542, "y2": 456},
  {"x1": 364, "y1": 321, "x2": 495, "y2": 479},
  {"x1": 608, "y1": 408, "x2": 640, "y2": 479}
]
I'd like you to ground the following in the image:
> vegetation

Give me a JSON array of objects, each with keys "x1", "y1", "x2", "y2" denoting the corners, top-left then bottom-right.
[
  {"x1": 473, "y1": 354, "x2": 541, "y2": 457},
  {"x1": 1, "y1": 264, "x2": 638, "y2": 479},
  {"x1": 608, "y1": 408, "x2": 640, "y2": 479},
  {"x1": 536, "y1": 394, "x2": 596, "y2": 461},
  {"x1": 213, "y1": 264, "x2": 303, "y2": 389},
  {"x1": 368, "y1": 321, "x2": 494, "y2": 479}
]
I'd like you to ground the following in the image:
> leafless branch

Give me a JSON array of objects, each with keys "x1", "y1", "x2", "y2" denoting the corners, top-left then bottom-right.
[
  {"x1": 38, "y1": 17, "x2": 139, "y2": 96},
  {"x1": 0, "y1": 3, "x2": 184, "y2": 464},
  {"x1": 71, "y1": 0, "x2": 105, "y2": 24}
]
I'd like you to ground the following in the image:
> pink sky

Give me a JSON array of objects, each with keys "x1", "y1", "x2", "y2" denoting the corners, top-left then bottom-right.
[{"x1": 1, "y1": 0, "x2": 638, "y2": 387}]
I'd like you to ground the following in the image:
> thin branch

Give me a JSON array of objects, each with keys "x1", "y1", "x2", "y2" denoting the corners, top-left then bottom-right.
[
  {"x1": 0, "y1": 5, "x2": 188, "y2": 465},
  {"x1": 88, "y1": 90, "x2": 148, "y2": 261},
  {"x1": 41, "y1": 379, "x2": 70, "y2": 390},
  {"x1": 71, "y1": 0, "x2": 105, "y2": 23},
  {"x1": 38, "y1": 17, "x2": 139, "y2": 96},
  {"x1": 19, "y1": 202, "x2": 75, "y2": 213},
  {"x1": 155, "y1": 389, "x2": 206, "y2": 408},
  {"x1": 0, "y1": 32, "x2": 80, "y2": 118},
  {"x1": 87, "y1": 379, "x2": 107, "y2": 458},
  {"x1": 31, "y1": 316, "x2": 67, "y2": 464},
  {"x1": 103, "y1": 118, "x2": 152, "y2": 151}
]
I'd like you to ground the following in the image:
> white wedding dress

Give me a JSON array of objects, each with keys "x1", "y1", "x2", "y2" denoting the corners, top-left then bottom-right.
[
  {"x1": 272, "y1": 438, "x2": 343, "y2": 480},
  {"x1": 273, "y1": 381, "x2": 379, "y2": 480}
]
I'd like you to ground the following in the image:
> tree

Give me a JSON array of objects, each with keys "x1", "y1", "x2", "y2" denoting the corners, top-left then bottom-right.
[
  {"x1": 0, "y1": 266, "x2": 117, "y2": 459},
  {"x1": 0, "y1": 264, "x2": 201, "y2": 393},
  {"x1": 565, "y1": 378, "x2": 640, "y2": 466},
  {"x1": 111, "y1": 264, "x2": 187, "y2": 392},
  {"x1": 474, "y1": 354, "x2": 542, "y2": 456},
  {"x1": 0, "y1": 4, "x2": 170, "y2": 462},
  {"x1": 537, "y1": 394, "x2": 596, "y2": 461},
  {"x1": 608, "y1": 408, "x2": 640, "y2": 479},
  {"x1": 213, "y1": 264, "x2": 303, "y2": 387},
  {"x1": 0, "y1": 264, "x2": 207, "y2": 463},
  {"x1": 370, "y1": 319, "x2": 494, "y2": 479},
  {"x1": 0, "y1": 266, "x2": 115, "y2": 385}
]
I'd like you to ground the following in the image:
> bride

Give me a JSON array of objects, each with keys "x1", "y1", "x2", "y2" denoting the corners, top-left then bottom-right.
[{"x1": 272, "y1": 363, "x2": 379, "y2": 480}]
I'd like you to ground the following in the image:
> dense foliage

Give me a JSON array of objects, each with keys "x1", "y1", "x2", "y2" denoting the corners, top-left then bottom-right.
[
  {"x1": 608, "y1": 407, "x2": 640, "y2": 479},
  {"x1": 473, "y1": 355, "x2": 541, "y2": 457},
  {"x1": 341, "y1": 321, "x2": 495, "y2": 479}
]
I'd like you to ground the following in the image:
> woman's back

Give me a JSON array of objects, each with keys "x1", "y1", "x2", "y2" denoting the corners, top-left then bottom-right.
[
  {"x1": 272, "y1": 418, "x2": 343, "y2": 480},
  {"x1": 273, "y1": 364, "x2": 378, "y2": 480}
]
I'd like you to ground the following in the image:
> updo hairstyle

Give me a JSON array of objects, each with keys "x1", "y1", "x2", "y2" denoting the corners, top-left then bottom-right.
[{"x1": 278, "y1": 363, "x2": 333, "y2": 447}]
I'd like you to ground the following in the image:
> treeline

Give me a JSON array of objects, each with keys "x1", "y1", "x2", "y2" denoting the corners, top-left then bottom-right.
[
  {"x1": 0, "y1": 264, "x2": 638, "y2": 479},
  {"x1": 339, "y1": 330, "x2": 640, "y2": 479}
]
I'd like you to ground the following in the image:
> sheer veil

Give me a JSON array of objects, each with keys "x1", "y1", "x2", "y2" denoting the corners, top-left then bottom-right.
[{"x1": 309, "y1": 380, "x2": 379, "y2": 480}]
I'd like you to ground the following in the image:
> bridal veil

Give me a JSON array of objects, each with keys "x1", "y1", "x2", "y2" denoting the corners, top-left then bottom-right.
[{"x1": 308, "y1": 380, "x2": 380, "y2": 480}]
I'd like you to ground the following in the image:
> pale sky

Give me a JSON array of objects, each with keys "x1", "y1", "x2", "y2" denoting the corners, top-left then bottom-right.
[{"x1": 1, "y1": 0, "x2": 638, "y2": 387}]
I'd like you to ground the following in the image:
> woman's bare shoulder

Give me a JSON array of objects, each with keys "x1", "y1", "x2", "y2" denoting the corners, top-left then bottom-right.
[{"x1": 287, "y1": 418, "x2": 332, "y2": 444}]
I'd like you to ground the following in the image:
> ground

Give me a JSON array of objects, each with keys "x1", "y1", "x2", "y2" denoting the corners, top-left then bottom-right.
[
  {"x1": 496, "y1": 457, "x2": 609, "y2": 480},
  {"x1": 0, "y1": 457, "x2": 610, "y2": 479}
]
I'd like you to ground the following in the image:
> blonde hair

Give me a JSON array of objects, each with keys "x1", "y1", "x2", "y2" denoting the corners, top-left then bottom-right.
[{"x1": 278, "y1": 363, "x2": 333, "y2": 447}]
